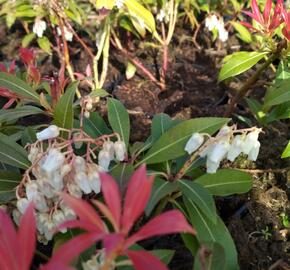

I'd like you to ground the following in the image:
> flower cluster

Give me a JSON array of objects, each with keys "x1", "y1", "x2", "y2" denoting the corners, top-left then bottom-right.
[
  {"x1": 14, "y1": 125, "x2": 126, "y2": 242},
  {"x1": 205, "y1": 14, "x2": 229, "y2": 42},
  {"x1": 33, "y1": 19, "x2": 47, "y2": 38},
  {"x1": 57, "y1": 26, "x2": 73, "y2": 42},
  {"x1": 185, "y1": 125, "x2": 262, "y2": 174},
  {"x1": 156, "y1": 2, "x2": 172, "y2": 23}
]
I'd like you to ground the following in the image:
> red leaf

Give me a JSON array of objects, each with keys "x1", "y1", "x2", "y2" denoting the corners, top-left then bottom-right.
[
  {"x1": 122, "y1": 165, "x2": 154, "y2": 234},
  {"x1": 126, "y1": 210, "x2": 195, "y2": 247},
  {"x1": 103, "y1": 233, "x2": 125, "y2": 256},
  {"x1": 0, "y1": 209, "x2": 19, "y2": 270},
  {"x1": 50, "y1": 232, "x2": 102, "y2": 264},
  {"x1": 61, "y1": 193, "x2": 105, "y2": 233},
  {"x1": 251, "y1": 0, "x2": 263, "y2": 24},
  {"x1": 127, "y1": 250, "x2": 168, "y2": 270},
  {"x1": 18, "y1": 203, "x2": 36, "y2": 270},
  {"x1": 40, "y1": 262, "x2": 75, "y2": 270},
  {"x1": 99, "y1": 173, "x2": 122, "y2": 230},
  {"x1": 19, "y1": 48, "x2": 34, "y2": 66},
  {"x1": 263, "y1": 0, "x2": 272, "y2": 24}
]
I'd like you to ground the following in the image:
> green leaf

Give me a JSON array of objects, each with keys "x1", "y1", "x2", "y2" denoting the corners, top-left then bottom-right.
[
  {"x1": 53, "y1": 82, "x2": 77, "y2": 129},
  {"x1": 108, "y1": 98, "x2": 130, "y2": 147},
  {"x1": 110, "y1": 163, "x2": 134, "y2": 194},
  {"x1": 137, "y1": 117, "x2": 229, "y2": 165},
  {"x1": 83, "y1": 112, "x2": 112, "y2": 138},
  {"x1": 195, "y1": 169, "x2": 252, "y2": 196},
  {"x1": 0, "y1": 170, "x2": 22, "y2": 203},
  {"x1": 184, "y1": 197, "x2": 239, "y2": 270},
  {"x1": 21, "y1": 126, "x2": 37, "y2": 147},
  {"x1": 37, "y1": 36, "x2": 52, "y2": 54},
  {"x1": 219, "y1": 51, "x2": 268, "y2": 81},
  {"x1": 275, "y1": 60, "x2": 290, "y2": 86},
  {"x1": 0, "y1": 72, "x2": 39, "y2": 101},
  {"x1": 0, "y1": 133, "x2": 30, "y2": 169},
  {"x1": 282, "y1": 141, "x2": 290, "y2": 158},
  {"x1": 125, "y1": 0, "x2": 156, "y2": 33},
  {"x1": 230, "y1": 21, "x2": 252, "y2": 43},
  {"x1": 22, "y1": 32, "x2": 36, "y2": 47},
  {"x1": 264, "y1": 78, "x2": 290, "y2": 108},
  {"x1": 178, "y1": 180, "x2": 216, "y2": 222},
  {"x1": 151, "y1": 249, "x2": 175, "y2": 265},
  {"x1": 0, "y1": 106, "x2": 43, "y2": 124},
  {"x1": 145, "y1": 177, "x2": 179, "y2": 216}
]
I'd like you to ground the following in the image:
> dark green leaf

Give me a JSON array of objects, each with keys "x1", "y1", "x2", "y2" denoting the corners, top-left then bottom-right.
[
  {"x1": 83, "y1": 112, "x2": 111, "y2": 138},
  {"x1": 0, "y1": 106, "x2": 43, "y2": 123},
  {"x1": 0, "y1": 170, "x2": 22, "y2": 203}
]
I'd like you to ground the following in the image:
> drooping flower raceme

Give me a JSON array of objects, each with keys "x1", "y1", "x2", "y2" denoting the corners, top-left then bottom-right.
[{"x1": 185, "y1": 125, "x2": 262, "y2": 174}]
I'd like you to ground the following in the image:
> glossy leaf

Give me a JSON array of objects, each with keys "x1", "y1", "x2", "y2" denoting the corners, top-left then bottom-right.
[
  {"x1": 230, "y1": 21, "x2": 252, "y2": 43},
  {"x1": 0, "y1": 133, "x2": 30, "y2": 169},
  {"x1": 0, "y1": 72, "x2": 39, "y2": 101},
  {"x1": 145, "y1": 177, "x2": 179, "y2": 216},
  {"x1": 83, "y1": 112, "x2": 111, "y2": 138},
  {"x1": 195, "y1": 169, "x2": 252, "y2": 196},
  {"x1": 0, "y1": 170, "x2": 22, "y2": 203},
  {"x1": 108, "y1": 98, "x2": 130, "y2": 147},
  {"x1": 0, "y1": 106, "x2": 43, "y2": 123},
  {"x1": 178, "y1": 180, "x2": 216, "y2": 222},
  {"x1": 53, "y1": 82, "x2": 77, "y2": 129},
  {"x1": 219, "y1": 51, "x2": 268, "y2": 81},
  {"x1": 282, "y1": 141, "x2": 290, "y2": 158},
  {"x1": 138, "y1": 117, "x2": 229, "y2": 165}
]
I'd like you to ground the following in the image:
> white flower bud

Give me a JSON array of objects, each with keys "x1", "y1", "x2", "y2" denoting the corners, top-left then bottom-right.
[
  {"x1": 200, "y1": 144, "x2": 215, "y2": 158},
  {"x1": 43, "y1": 219, "x2": 55, "y2": 241},
  {"x1": 17, "y1": 198, "x2": 29, "y2": 214},
  {"x1": 62, "y1": 206, "x2": 76, "y2": 220},
  {"x1": 57, "y1": 26, "x2": 73, "y2": 42},
  {"x1": 26, "y1": 181, "x2": 38, "y2": 201},
  {"x1": 41, "y1": 149, "x2": 65, "y2": 175},
  {"x1": 205, "y1": 14, "x2": 219, "y2": 31},
  {"x1": 37, "y1": 178, "x2": 55, "y2": 198},
  {"x1": 52, "y1": 210, "x2": 67, "y2": 233},
  {"x1": 227, "y1": 135, "x2": 244, "y2": 162},
  {"x1": 50, "y1": 171, "x2": 64, "y2": 191},
  {"x1": 98, "y1": 150, "x2": 111, "y2": 171},
  {"x1": 248, "y1": 141, "x2": 260, "y2": 161},
  {"x1": 33, "y1": 19, "x2": 47, "y2": 38},
  {"x1": 74, "y1": 156, "x2": 86, "y2": 172},
  {"x1": 242, "y1": 130, "x2": 260, "y2": 154},
  {"x1": 34, "y1": 194, "x2": 49, "y2": 212},
  {"x1": 28, "y1": 146, "x2": 39, "y2": 163},
  {"x1": 185, "y1": 133, "x2": 204, "y2": 154},
  {"x1": 74, "y1": 172, "x2": 92, "y2": 194},
  {"x1": 157, "y1": 9, "x2": 166, "y2": 22},
  {"x1": 36, "y1": 125, "x2": 60, "y2": 141},
  {"x1": 12, "y1": 209, "x2": 21, "y2": 226},
  {"x1": 60, "y1": 164, "x2": 72, "y2": 177},
  {"x1": 88, "y1": 170, "x2": 101, "y2": 194},
  {"x1": 206, "y1": 159, "x2": 220, "y2": 174},
  {"x1": 84, "y1": 111, "x2": 90, "y2": 118},
  {"x1": 114, "y1": 141, "x2": 126, "y2": 161},
  {"x1": 103, "y1": 141, "x2": 115, "y2": 160},
  {"x1": 208, "y1": 141, "x2": 230, "y2": 164},
  {"x1": 67, "y1": 182, "x2": 83, "y2": 198}
]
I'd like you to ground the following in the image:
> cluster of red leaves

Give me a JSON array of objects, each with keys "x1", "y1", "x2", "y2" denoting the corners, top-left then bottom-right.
[
  {"x1": 241, "y1": 0, "x2": 290, "y2": 40},
  {"x1": 0, "y1": 166, "x2": 194, "y2": 270}
]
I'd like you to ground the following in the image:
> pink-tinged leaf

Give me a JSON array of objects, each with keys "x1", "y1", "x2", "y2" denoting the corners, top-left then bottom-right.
[
  {"x1": 282, "y1": 27, "x2": 290, "y2": 41},
  {"x1": 58, "y1": 219, "x2": 99, "y2": 232},
  {"x1": 40, "y1": 262, "x2": 75, "y2": 270},
  {"x1": 99, "y1": 173, "x2": 121, "y2": 230},
  {"x1": 50, "y1": 232, "x2": 102, "y2": 264},
  {"x1": 239, "y1": 21, "x2": 257, "y2": 30},
  {"x1": 127, "y1": 250, "x2": 168, "y2": 270},
  {"x1": 263, "y1": 0, "x2": 272, "y2": 24},
  {"x1": 61, "y1": 194, "x2": 105, "y2": 233},
  {"x1": 92, "y1": 200, "x2": 118, "y2": 232},
  {"x1": 19, "y1": 48, "x2": 34, "y2": 66},
  {"x1": 251, "y1": 0, "x2": 263, "y2": 24},
  {"x1": 3, "y1": 98, "x2": 16, "y2": 109},
  {"x1": 103, "y1": 233, "x2": 125, "y2": 256},
  {"x1": 0, "y1": 209, "x2": 19, "y2": 270},
  {"x1": 18, "y1": 203, "x2": 36, "y2": 270},
  {"x1": 269, "y1": 0, "x2": 283, "y2": 31},
  {"x1": 122, "y1": 165, "x2": 154, "y2": 234},
  {"x1": 126, "y1": 210, "x2": 195, "y2": 247}
]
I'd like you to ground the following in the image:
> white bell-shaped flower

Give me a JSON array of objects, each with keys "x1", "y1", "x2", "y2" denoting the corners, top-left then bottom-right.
[
  {"x1": 37, "y1": 178, "x2": 55, "y2": 199},
  {"x1": 98, "y1": 150, "x2": 111, "y2": 171},
  {"x1": 62, "y1": 206, "x2": 76, "y2": 220},
  {"x1": 227, "y1": 135, "x2": 244, "y2": 162},
  {"x1": 60, "y1": 164, "x2": 72, "y2": 177},
  {"x1": 208, "y1": 141, "x2": 230, "y2": 164},
  {"x1": 103, "y1": 141, "x2": 115, "y2": 160},
  {"x1": 26, "y1": 181, "x2": 38, "y2": 201},
  {"x1": 52, "y1": 210, "x2": 67, "y2": 233},
  {"x1": 36, "y1": 125, "x2": 60, "y2": 141},
  {"x1": 185, "y1": 133, "x2": 204, "y2": 154},
  {"x1": 248, "y1": 141, "x2": 261, "y2": 161},
  {"x1": 242, "y1": 130, "x2": 260, "y2": 154},
  {"x1": 74, "y1": 156, "x2": 86, "y2": 172},
  {"x1": 57, "y1": 26, "x2": 73, "y2": 42},
  {"x1": 74, "y1": 172, "x2": 92, "y2": 194},
  {"x1": 200, "y1": 144, "x2": 215, "y2": 158},
  {"x1": 12, "y1": 209, "x2": 21, "y2": 226},
  {"x1": 88, "y1": 171, "x2": 101, "y2": 194},
  {"x1": 34, "y1": 194, "x2": 49, "y2": 212},
  {"x1": 43, "y1": 219, "x2": 56, "y2": 241},
  {"x1": 206, "y1": 159, "x2": 220, "y2": 174},
  {"x1": 33, "y1": 20, "x2": 47, "y2": 38},
  {"x1": 205, "y1": 14, "x2": 219, "y2": 31},
  {"x1": 17, "y1": 198, "x2": 29, "y2": 214},
  {"x1": 41, "y1": 149, "x2": 65, "y2": 175},
  {"x1": 114, "y1": 140, "x2": 126, "y2": 161},
  {"x1": 67, "y1": 182, "x2": 83, "y2": 198},
  {"x1": 50, "y1": 171, "x2": 64, "y2": 191}
]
